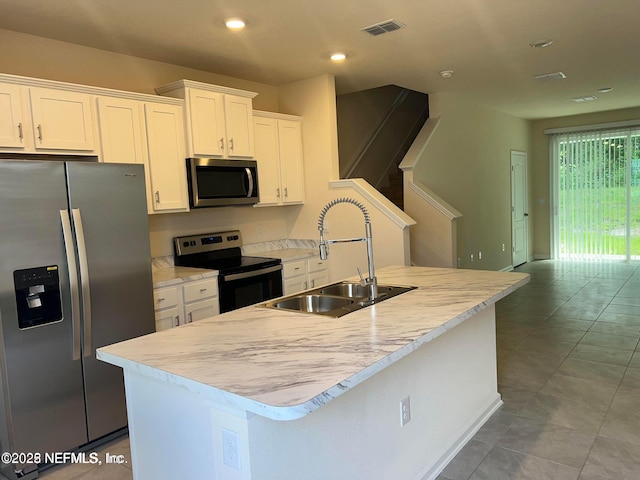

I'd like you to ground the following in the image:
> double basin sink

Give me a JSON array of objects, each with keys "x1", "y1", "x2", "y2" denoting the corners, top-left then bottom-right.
[{"x1": 260, "y1": 281, "x2": 416, "y2": 318}]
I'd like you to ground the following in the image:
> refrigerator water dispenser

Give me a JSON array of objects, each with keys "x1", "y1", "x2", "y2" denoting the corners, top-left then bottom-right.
[{"x1": 13, "y1": 266, "x2": 63, "y2": 329}]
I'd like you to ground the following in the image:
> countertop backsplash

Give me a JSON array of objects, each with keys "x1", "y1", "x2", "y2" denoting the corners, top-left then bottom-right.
[
  {"x1": 151, "y1": 239, "x2": 318, "y2": 272},
  {"x1": 241, "y1": 238, "x2": 318, "y2": 255}
]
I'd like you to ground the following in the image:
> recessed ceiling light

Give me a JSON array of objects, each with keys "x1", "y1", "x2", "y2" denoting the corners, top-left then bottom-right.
[
  {"x1": 529, "y1": 39, "x2": 554, "y2": 48},
  {"x1": 225, "y1": 18, "x2": 246, "y2": 30},
  {"x1": 597, "y1": 87, "x2": 613, "y2": 93},
  {"x1": 439, "y1": 70, "x2": 454, "y2": 78},
  {"x1": 330, "y1": 53, "x2": 347, "y2": 62}
]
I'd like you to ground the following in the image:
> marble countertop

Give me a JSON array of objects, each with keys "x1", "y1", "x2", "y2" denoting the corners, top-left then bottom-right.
[
  {"x1": 149, "y1": 244, "x2": 317, "y2": 289},
  {"x1": 152, "y1": 266, "x2": 219, "y2": 288},
  {"x1": 98, "y1": 265, "x2": 529, "y2": 420}
]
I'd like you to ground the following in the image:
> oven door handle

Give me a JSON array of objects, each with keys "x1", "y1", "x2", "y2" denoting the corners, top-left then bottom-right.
[{"x1": 222, "y1": 264, "x2": 282, "y2": 282}]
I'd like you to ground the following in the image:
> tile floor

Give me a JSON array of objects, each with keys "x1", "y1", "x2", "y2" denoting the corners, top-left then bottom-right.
[
  {"x1": 38, "y1": 260, "x2": 640, "y2": 480},
  {"x1": 38, "y1": 436, "x2": 132, "y2": 480},
  {"x1": 438, "y1": 259, "x2": 640, "y2": 480}
]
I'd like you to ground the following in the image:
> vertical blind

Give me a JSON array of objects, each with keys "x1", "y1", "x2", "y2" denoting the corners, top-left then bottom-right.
[{"x1": 552, "y1": 127, "x2": 640, "y2": 260}]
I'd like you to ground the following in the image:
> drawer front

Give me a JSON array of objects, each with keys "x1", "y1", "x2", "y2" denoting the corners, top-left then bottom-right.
[
  {"x1": 307, "y1": 257, "x2": 327, "y2": 273},
  {"x1": 283, "y1": 259, "x2": 307, "y2": 278},
  {"x1": 153, "y1": 286, "x2": 179, "y2": 310},
  {"x1": 183, "y1": 278, "x2": 219, "y2": 303}
]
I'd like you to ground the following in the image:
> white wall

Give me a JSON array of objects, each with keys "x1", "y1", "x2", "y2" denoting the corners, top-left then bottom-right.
[{"x1": 413, "y1": 93, "x2": 532, "y2": 271}]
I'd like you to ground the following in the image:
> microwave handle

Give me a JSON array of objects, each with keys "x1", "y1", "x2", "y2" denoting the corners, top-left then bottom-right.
[{"x1": 245, "y1": 167, "x2": 254, "y2": 198}]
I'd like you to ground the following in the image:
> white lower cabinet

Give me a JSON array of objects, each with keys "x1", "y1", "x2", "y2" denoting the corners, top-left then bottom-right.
[
  {"x1": 153, "y1": 277, "x2": 219, "y2": 331},
  {"x1": 282, "y1": 256, "x2": 328, "y2": 296},
  {"x1": 153, "y1": 286, "x2": 182, "y2": 331},
  {"x1": 182, "y1": 278, "x2": 220, "y2": 324}
]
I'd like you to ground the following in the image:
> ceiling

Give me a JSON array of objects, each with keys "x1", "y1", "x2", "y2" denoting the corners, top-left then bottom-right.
[{"x1": 1, "y1": 0, "x2": 639, "y2": 120}]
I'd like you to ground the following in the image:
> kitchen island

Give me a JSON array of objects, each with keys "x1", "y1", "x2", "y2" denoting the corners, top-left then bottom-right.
[{"x1": 97, "y1": 265, "x2": 528, "y2": 480}]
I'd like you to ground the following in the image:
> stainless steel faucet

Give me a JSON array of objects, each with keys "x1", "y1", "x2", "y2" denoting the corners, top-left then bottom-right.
[{"x1": 318, "y1": 198, "x2": 378, "y2": 302}]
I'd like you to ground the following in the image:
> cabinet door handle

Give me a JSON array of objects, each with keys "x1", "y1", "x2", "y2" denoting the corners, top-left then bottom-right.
[
  {"x1": 220, "y1": 138, "x2": 225, "y2": 151},
  {"x1": 284, "y1": 187, "x2": 288, "y2": 198},
  {"x1": 199, "y1": 288, "x2": 207, "y2": 292},
  {"x1": 276, "y1": 188, "x2": 280, "y2": 198},
  {"x1": 304, "y1": 281, "x2": 308, "y2": 289},
  {"x1": 157, "y1": 297, "x2": 165, "y2": 302},
  {"x1": 174, "y1": 316, "x2": 180, "y2": 327},
  {"x1": 188, "y1": 312, "x2": 193, "y2": 323},
  {"x1": 17, "y1": 122, "x2": 23, "y2": 141},
  {"x1": 229, "y1": 138, "x2": 234, "y2": 151},
  {"x1": 155, "y1": 191, "x2": 160, "y2": 203},
  {"x1": 37, "y1": 124, "x2": 43, "y2": 142}
]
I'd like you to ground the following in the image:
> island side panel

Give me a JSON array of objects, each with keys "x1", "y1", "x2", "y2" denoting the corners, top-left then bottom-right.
[
  {"x1": 245, "y1": 305, "x2": 500, "y2": 480},
  {"x1": 123, "y1": 370, "x2": 223, "y2": 480}
]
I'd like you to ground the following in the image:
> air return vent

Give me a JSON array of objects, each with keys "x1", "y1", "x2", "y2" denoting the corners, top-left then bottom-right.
[
  {"x1": 533, "y1": 72, "x2": 567, "y2": 82},
  {"x1": 360, "y1": 19, "x2": 406, "y2": 36}
]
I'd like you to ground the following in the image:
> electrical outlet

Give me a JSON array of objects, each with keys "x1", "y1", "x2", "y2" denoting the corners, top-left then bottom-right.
[
  {"x1": 222, "y1": 429, "x2": 240, "y2": 471},
  {"x1": 457, "y1": 258, "x2": 461, "y2": 268},
  {"x1": 400, "y1": 396, "x2": 411, "y2": 427},
  {"x1": 502, "y1": 243, "x2": 505, "y2": 252},
  {"x1": 470, "y1": 254, "x2": 474, "y2": 262},
  {"x1": 478, "y1": 251, "x2": 482, "y2": 260}
]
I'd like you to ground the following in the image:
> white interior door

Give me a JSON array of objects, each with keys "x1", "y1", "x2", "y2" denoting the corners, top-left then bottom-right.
[{"x1": 511, "y1": 151, "x2": 528, "y2": 267}]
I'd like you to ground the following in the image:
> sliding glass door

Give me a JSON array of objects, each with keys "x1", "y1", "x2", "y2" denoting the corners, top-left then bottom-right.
[{"x1": 552, "y1": 127, "x2": 640, "y2": 261}]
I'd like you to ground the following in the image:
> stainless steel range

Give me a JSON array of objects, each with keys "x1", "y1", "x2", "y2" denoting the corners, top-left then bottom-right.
[{"x1": 174, "y1": 231, "x2": 283, "y2": 313}]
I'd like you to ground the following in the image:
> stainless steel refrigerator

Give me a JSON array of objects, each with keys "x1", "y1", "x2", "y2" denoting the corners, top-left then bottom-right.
[{"x1": 0, "y1": 159, "x2": 155, "y2": 479}]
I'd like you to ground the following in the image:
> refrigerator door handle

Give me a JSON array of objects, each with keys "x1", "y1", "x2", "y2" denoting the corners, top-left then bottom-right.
[
  {"x1": 60, "y1": 209, "x2": 82, "y2": 361},
  {"x1": 72, "y1": 208, "x2": 92, "y2": 358}
]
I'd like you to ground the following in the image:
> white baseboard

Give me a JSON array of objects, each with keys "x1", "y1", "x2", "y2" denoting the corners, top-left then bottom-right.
[{"x1": 414, "y1": 395, "x2": 503, "y2": 480}]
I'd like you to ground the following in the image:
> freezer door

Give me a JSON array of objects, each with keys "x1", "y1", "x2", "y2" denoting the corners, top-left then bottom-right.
[
  {"x1": 0, "y1": 160, "x2": 87, "y2": 457},
  {"x1": 66, "y1": 162, "x2": 155, "y2": 441}
]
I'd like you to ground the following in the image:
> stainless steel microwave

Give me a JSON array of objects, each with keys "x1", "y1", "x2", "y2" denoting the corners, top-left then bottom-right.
[{"x1": 186, "y1": 158, "x2": 259, "y2": 208}]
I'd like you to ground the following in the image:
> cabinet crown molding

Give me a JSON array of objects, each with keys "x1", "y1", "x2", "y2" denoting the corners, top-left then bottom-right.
[
  {"x1": 155, "y1": 79, "x2": 258, "y2": 99},
  {"x1": 253, "y1": 110, "x2": 302, "y2": 122},
  {"x1": 0, "y1": 73, "x2": 183, "y2": 105}
]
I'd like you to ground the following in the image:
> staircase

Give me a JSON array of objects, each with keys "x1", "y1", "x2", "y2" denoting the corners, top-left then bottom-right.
[
  {"x1": 337, "y1": 85, "x2": 429, "y2": 210},
  {"x1": 379, "y1": 169, "x2": 404, "y2": 210}
]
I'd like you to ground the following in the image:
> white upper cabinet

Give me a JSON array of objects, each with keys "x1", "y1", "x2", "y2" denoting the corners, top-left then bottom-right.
[
  {"x1": 0, "y1": 83, "x2": 26, "y2": 149},
  {"x1": 97, "y1": 96, "x2": 146, "y2": 165},
  {"x1": 188, "y1": 89, "x2": 226, "y2": 157},
  {"x1": 0, "y1": 80, "x2": 96, "y2": 153},
  {"x1": 253, "y1": 111, "x2": 305, "y2": 206},
  {"x1": 223, "y1": 94, "x2": 254, "y2": 157},
  {"x1": 156, "y1": 80, "x2": 257, "y2": 159},
  {"x1": 144, "y1": 102, "x2": 189, "y2": 213},
  {"x1": 29, "y1": 87, "x2": 95, "y2": 151}
]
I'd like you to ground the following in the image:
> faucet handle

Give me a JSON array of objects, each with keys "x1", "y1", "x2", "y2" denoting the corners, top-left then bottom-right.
[{"x1": 357, "y1": 267, "x2": 366, "y2": 285}]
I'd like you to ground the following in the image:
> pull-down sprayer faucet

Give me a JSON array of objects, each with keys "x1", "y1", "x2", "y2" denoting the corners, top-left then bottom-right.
[{"x1": 318, "y1": 198, "x2": 378, "y2": 302}]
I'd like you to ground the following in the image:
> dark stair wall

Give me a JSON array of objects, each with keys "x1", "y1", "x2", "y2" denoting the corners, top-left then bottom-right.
[{"x1": 336, "y1": 85, "x2": 428, "y2": 210}]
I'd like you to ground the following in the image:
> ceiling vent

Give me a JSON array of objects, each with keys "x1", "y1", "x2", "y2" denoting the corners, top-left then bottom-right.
[
  {"x1": 533, "y1": 72, "x2": 567, "y2": 82},
  {"x1": 572, "y1": 96, "x2": 597, "y2": 102},
  {"x1": 360, "y1": 19, "x2": 406, "y2": 36}
]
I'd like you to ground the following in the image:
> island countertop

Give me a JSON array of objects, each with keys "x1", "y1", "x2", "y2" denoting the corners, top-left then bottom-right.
[{"x1": 97, "y1": 266, "x2": 529, "y2": 420}]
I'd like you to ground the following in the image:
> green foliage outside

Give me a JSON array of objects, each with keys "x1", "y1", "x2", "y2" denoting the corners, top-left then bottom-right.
[{"x1": 558, "y1": 134, "x2": 640, "y2": 258}]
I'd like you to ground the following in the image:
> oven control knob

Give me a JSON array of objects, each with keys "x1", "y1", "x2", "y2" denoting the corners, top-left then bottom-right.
[{"x1": 183, "y1": 241, "x2": 189, "y2": 247}]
